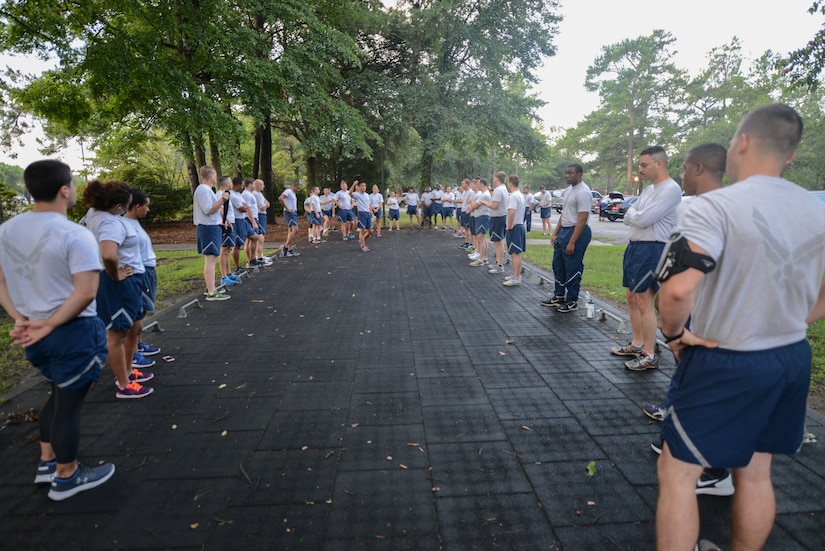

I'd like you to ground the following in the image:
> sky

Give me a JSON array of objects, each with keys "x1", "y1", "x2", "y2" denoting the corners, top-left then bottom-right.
[
  {"x1": 1, "y1": 0, "x2": 823, "y2": 170},
  {"x1": 536, "y1": 0, "x2": 823, "y2": 134}
]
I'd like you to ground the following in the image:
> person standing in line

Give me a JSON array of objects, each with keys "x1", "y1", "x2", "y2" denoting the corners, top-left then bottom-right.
[
  {"x1": 503, "y1": 175, "x2": 526, "y2": 287},
  {"x1": 403, "y1": 186, "x2": 420, "y2": 229},
  {"x1": 643, "y1": 143, "x2": 726, "y2": 422},
  {"x1": 280, "y1": 181, "x2": 302, "y2": 256},
  {"x1": 308, "y1": 186, "x2": 324, "y2": 243},
  {"x1": 655, "y1": 104, "x2": 825, "y2": 551},
  {"x1": 0, "y1": 160, "x2": 116, "y2": 500},
  {"x1": 544, "y1": 164, "x2": 593, "y2": 314},
  {"x1": 610, "y1": 146, "x2": 681, "y2": 370},
  {"x1": 537, "y1": 186, "x2": 554, "y2": 235},
  {"x1": 431, "y1": 184, "x2": 444, "y2": 229},
  {"x1": 370, "y1": 184, "x2": 384, "y2": 237},
  {"x1": 386, "y1": 191, "x2": 401, "y2": 231},
  {"x1": 479, "y1": 171, "x2": 509, "y2": 274},
  {"x1": 243, "y1": 178, "x2": 269, "y2": 266},
  {"x1": 124, "y1": 189, "x2": 165, "y2": 366},
  {"x1": 468, "y1": 178, "x2": 491, "y2": 267},
  {"x1": 442, "y1": 185, "x2": 456, "y2": 232},
  {"x1": 214, "y1": 176, "x2": 240, "y2": 287},
  {"x1": 194, "y1": 166, "x2": 231, "y2": 301},
  {"x1": 83, "y1": 180, "x2": 155, "y2": 398},
  {"x1": 228, "y1": 177, "x2": 250, "y2": 272},
  {"x1": 335, "y1": 180, "x2": 356, "y2": 239},
  {"x1": 459, "y1": 179, "x2": 474, "y2": 247},
  {"x1": 352, "y1": 181, "x2": 374, "y2": 252},
  {"x1": 253, "y1": 179, "x2": 272, "y2": 264},
  {"x1": 420, "y1": 185, "x2": 433, "y2": 229},
  {"x1": 521, "y1": 186, "x2": 534, "y2": 233},
  {"x1": 320, "y1": 186, "x2": 335, "y2": 236}
]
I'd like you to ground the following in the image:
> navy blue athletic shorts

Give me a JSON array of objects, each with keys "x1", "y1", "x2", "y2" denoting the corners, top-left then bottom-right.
[{"x1": 661, "y1": 340, "x2": 811, "y2": 468}]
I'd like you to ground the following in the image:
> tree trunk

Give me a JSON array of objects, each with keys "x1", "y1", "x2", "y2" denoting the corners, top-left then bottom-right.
[
  {"x1": 420, "y1": 150, "x2": 433, "y2": 190},
  {"x1": 261, "y1": 114, "x2": 275, "y2": 224},
  {"x1": 625, "y1": 137, "x2": 634, "y2": 195},
  {"x1": 253, "y1": 126, "x2": 262, "y2": 180},
  {"x1": 209, "y1": 133, "x2": 222, "y2": 178},
  {"x1": 183, "y1": 133, "x2": 200, "y2": 193},
  {"x1": 306, "y1": 156, "x2": 317, "y2": 189},
  {"x1": 194, "y1": 140, "x2": 207, "y2": 171}
]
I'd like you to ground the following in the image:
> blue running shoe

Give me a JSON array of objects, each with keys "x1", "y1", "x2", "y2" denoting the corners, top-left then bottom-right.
[
  {"x1": 132, "y1": 353, "x2": 156, "y2": 369},
  {"x1": 137, "y1": 342, "x2": 160, "y2": 356},
  {"x1": 48, "y1": 463, "x2": 115, "y2": 501}
]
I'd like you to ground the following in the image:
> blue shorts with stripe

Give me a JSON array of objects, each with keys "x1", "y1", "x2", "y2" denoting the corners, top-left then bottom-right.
[
  {"x1": 490, "y1": 215, "x2": 506, "y2": 241},
  {"x1": 622, "y1": 241, "x2": 664, "y2": 293},
  {"x1": 96, "y1": 272, "x2": 144, "y2": 332},
  {"x1": 196, "y1": 224, "x2": 221, "y2": 256},
  {"x1": 25, "y1": 316, "x2": 107, "y2": 391},
  {"x1": 473, "y1": 215, "x2": 490, "y2": 235},
  {"x1": 284, "y1": 211, "x2": 299, "y2": 227},
  {"x1": 406, "y1": 205, "x2": 417, "y2": 215},
  {"x1": 338, "y1": 209, "x2": 354, "y2": 223},
  {"x1": 540, "y1": 206, "x2": 552, "y2": 219},
  {"x1": 506, "y1": 225, "x2": 526, "y2": 255},
  {"x1": 357, "y1": 211, "x2": 373, "y2": 230},
  {"x1": 661, "y1": 340, "x2": 811, "y2": 468},
  {"x1": 233, "y1": 218, "x2": 250, "y2": 244},
  {"x1": 221, "y1": 224, "x2": 237, "y2": 248},
  {"x1": 257, "y1": 213, "x2": 268, "y2": 234},
  {"x1": 389, "y1": 209, "x2": 400, "y2": 220}
]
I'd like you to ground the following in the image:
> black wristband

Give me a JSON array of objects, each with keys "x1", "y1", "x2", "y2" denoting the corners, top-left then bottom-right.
[{"x1": 662, "y1": 329, "x2": 685, "y2": 343}]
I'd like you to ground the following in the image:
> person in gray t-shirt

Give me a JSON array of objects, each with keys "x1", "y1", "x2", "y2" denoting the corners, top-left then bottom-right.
[
  {"x1": 655, "y1": 104, "x2": 825, "y2": 551},
  {"x1": 0, "y1": 160, "x2": 115, "y2": 500}
]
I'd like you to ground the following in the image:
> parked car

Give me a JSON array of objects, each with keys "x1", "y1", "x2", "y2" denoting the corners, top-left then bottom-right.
[
  {"x1": 589, "y1": 190, "x2": 603, "y2": 213},
  {"x1": 604, "y1": 196, "x2": 638, "y2": 222},
  {"x1": 598, "y1": 192, "x2": 625, "y2": 218},
  {"x1": 551, "y1": 189, "x2": 564, "y2": 213}
]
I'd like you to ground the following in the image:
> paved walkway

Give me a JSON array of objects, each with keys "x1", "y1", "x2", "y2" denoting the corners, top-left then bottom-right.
[{"x1": 1, "y1": 229, "x2": 823, "y2": 550}]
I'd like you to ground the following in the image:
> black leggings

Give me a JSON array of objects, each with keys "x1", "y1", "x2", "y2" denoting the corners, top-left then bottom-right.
[{"x1": 38, "y1": 381, "x2": 92, "y2": 464}]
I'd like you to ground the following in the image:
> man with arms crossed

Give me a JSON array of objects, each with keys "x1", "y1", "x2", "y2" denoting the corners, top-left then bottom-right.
[
  {"x1": 479, "y1": 171, "x2": 509, "y2": 274},
  {"x1": 655, "y1": 104, "x2": 825, "y2": 550},
  {"x1": 610, "y1": 146, "x2": 681, "y2": 370},
  {"x1": 0, "y1": 160, "x2": 115, "y2": 500}
]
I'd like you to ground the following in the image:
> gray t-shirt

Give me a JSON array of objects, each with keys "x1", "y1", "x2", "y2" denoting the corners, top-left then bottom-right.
[
  {"x1": 679, "y1": 175, "x2": 825, "y2": 351},
  {"x1": 561, "y1": 182, "x2": 592, "y2": 227},
  {"x1": 489, "y1": 184, "x2": 509, "y2": 217},
  {"x1": 84, "y1": 208, "x2": 145, "y2": 274},
  {"x1": 0, "y1": 211, "x2": 102, "y2": 319}
]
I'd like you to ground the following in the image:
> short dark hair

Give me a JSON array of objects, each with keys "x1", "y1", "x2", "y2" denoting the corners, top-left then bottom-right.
[
  {"x1": 23, "y1": 160, "x2": 73, "y2": 202},
  {"x1": 508, "y1": 175, "x2": 520, "y2": 187},
  {"x1": 640, "y1": 145, "x2": 666, "y2": 158},
  {"x1": 567, "y1": 163, "x2": 583, "y2": 175},
  {"x1": 686, "y1": 143, "x2": 726, "y2": 175},
  {"x1": 737, "y1": 103, "x2": 803, "y2": 159}
]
